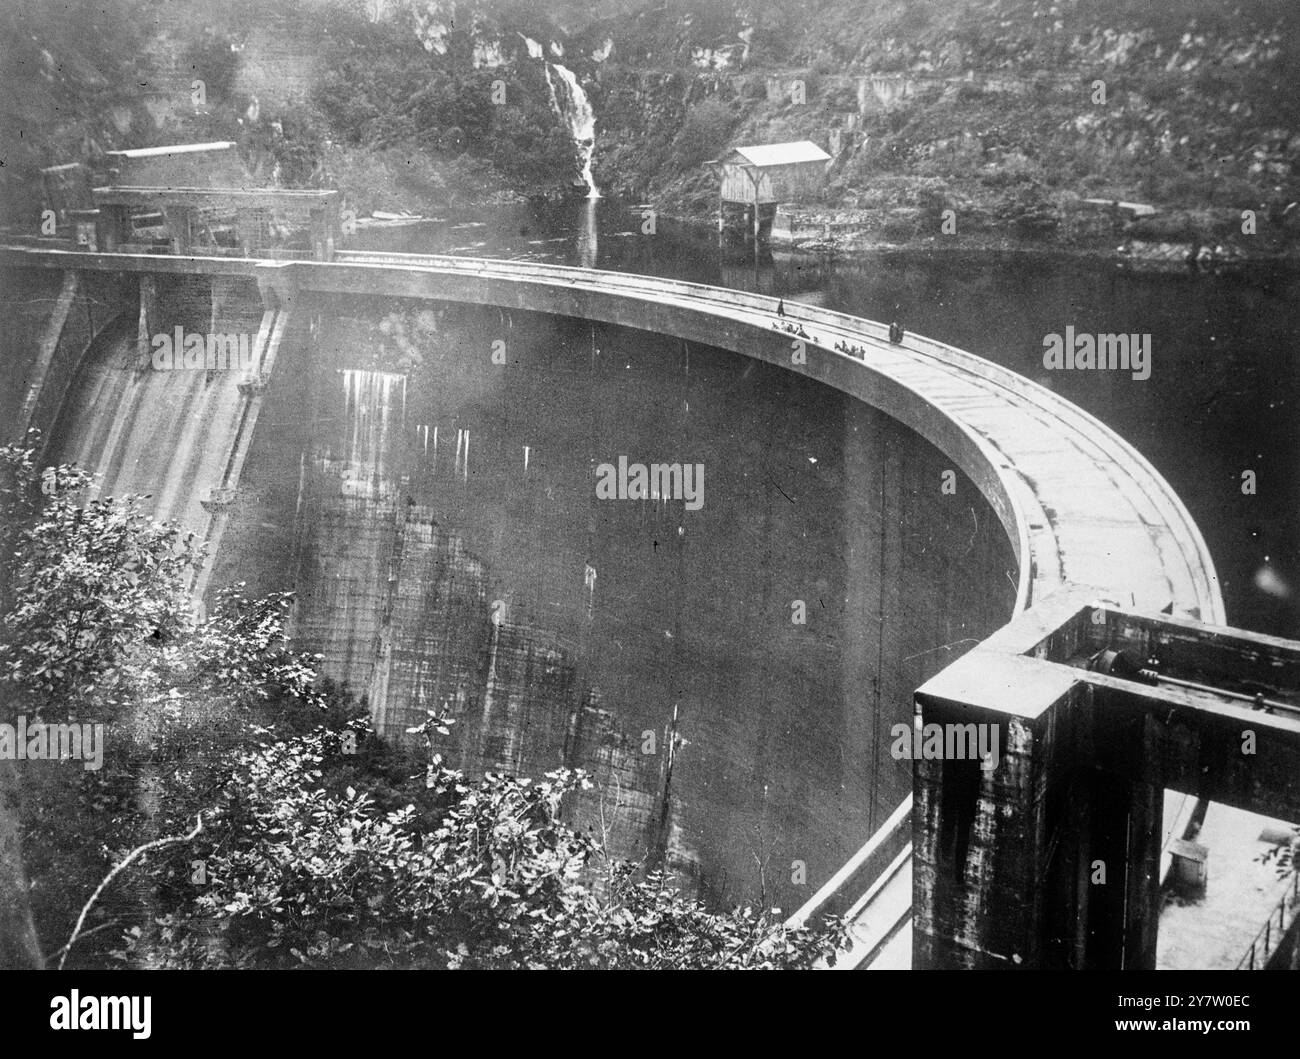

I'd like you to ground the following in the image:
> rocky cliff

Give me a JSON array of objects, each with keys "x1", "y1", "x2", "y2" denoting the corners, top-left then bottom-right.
[
  {"x1": 4, "y1": 0, "x2": 1298, "y2": 250},
  {"x1": 577, "y1": 0, "x2": 1300, "y2": 252}
]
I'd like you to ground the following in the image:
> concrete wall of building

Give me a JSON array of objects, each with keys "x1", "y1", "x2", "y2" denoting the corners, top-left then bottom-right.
[
  {"x1": 7, "y1": 249, "x2": 1225, "y2": 915},
  {"x1": 203, "y1": 296, "x2": 1018, "y2": 908},
  {"x1": 24, "y1": 267, "x2": 1018, "y2": 905},
  {"x1": 0, "y1": 266, "x2": 135, "y2": 450}
]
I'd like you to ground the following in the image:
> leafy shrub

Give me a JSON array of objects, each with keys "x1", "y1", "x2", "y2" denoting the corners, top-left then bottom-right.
[
  {"x1": 112, "y1": 721, "x2": 850, "y2": 969},
  {"x1": 0, "y1": 437, "x2": 848, "y2": 971},
  {"x1": 994, "y1": 182, "x2": 1060, "y2": 235}
]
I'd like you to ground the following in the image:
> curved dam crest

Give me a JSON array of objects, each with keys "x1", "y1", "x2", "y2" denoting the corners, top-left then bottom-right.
[{"x1": 5, "y1": 247, "x2": 1223, "y2": 912}]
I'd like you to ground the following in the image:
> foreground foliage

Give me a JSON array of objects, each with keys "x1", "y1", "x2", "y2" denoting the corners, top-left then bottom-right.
[
  {"x1": 122, "y1": 718, "x2": 847, "y2": 969},
  {"x1": 0, "y1": 436, "x2": 846, "y2": 969}
]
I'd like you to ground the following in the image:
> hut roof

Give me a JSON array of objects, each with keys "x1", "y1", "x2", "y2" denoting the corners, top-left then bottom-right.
[
  {"x1": 714, "y1": 141, "x2": 830, "y2": 168},
  {"x1": 104, "y1": 142, "x2": 237, "y2": 159}
]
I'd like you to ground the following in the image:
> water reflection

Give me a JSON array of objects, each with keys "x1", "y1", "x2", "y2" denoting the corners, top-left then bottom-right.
[{"x1": 575, "y1": 198, "x2": 597, "y2": 269}]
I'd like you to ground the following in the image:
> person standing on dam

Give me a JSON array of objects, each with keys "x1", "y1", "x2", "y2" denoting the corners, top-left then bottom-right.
[{"x1": 889, "y1": 320, "x2": 905, "y2": 344}]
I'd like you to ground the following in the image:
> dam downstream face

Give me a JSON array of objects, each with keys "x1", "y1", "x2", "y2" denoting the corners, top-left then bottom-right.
[{"x1": 63, "y1": 288, "x2": 1017, "y2": 909}]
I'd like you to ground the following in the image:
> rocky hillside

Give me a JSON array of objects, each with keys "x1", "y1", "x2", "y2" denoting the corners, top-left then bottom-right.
[
  {"x1": 3, "y1": 0, "x2": 1298, "y2": 253},
  {"x1": 577, "y1": 0, "x2": 1300, "y2": 252}
]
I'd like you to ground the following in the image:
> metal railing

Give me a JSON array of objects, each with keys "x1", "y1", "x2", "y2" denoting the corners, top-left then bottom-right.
[
  {"x1": 1236, "y1": 868, "x2": 1300, "y2": 970},
  {"x1": 785, "y1": 795, "x2": 913, "y2": 931}
]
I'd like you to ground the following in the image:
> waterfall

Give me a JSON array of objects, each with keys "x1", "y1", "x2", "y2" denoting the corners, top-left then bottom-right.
[
  {"x1": 517, "y1": 34, "x2": 599, "y2": 198},
  {"x1": 545, "y1": 63, "x2": 600, "y2": 198}
]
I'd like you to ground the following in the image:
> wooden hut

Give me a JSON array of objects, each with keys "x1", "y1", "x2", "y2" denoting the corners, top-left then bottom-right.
[{"x1": 706, "y1": 141, "x2": 831, "y2": 242}]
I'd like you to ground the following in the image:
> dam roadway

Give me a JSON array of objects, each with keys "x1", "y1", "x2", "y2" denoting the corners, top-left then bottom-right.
[{"x1": 1, "y1": 245, "x2": 1225, "y2": 965}]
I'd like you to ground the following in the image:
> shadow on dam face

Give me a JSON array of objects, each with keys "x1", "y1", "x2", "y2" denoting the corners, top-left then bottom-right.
[{"x1": 56, "y1": 283, "x2": 1018, "y2": 911}]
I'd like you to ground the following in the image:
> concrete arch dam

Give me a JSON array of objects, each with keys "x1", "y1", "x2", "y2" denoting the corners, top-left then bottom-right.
[{"x1": 2, "y1": 247, "x2": 1222, "y2": 919}]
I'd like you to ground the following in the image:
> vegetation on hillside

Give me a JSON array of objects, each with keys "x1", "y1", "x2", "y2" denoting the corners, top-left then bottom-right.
[
  {"x1": 584, "y1": 0, "x2": 1300, "y2": 250},
  {"x1": 3, "y1": 0, "x2": 1296, "y2": 250},
  {"x1": 0, "y1": 0, "x2": 154, "y2": 223},
  {"x1": 0, "y1": 0, "x2": 579, "y2": 223}
]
